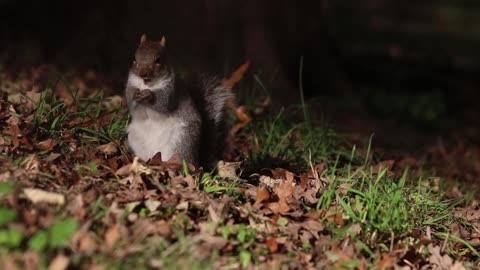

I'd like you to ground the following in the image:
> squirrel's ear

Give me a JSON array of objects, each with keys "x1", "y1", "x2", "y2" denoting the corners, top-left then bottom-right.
[
  {"x1": 140, "y1": 34, "x2": 147, "y2": 44},
  {"x1": 160, "y1": 36, "x2": 166, "y2": 47}
]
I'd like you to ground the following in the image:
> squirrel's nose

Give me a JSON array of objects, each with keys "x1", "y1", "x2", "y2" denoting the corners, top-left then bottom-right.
[{"x1": 143, "y1": 77, "x2": 152, "y2": 83}]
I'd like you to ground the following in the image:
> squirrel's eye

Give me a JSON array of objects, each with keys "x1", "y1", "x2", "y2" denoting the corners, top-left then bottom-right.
[{"x1": 155, "y1": 57, "x2": 161, "y2": 64}]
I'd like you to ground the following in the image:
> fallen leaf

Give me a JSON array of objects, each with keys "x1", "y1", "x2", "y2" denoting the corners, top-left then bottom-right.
[
  {"x1": 217, "y1": 161, "x2": 240, "y2": 179},
  {"x1": 23, "y1": 188, "x2": 65, "y2": 205},
  {"x1": 230, "y1": 106, "x2": 252, "y2": 135},
  {"x1": 144, "y1": 200, "x2": 161, "y2": 213},
  {"x1": 1, "y1": 255, "x2": 17, "y2": 270},
  {"x1": 372, "y1": 160, "x2": 395, "y2": 174},
  {"x1": 36, "y1": 138, "x2": 58, "y2": 150},
  {"x1": 334, "y1": 213, "x2": 344, "y2": 226},
  {"x1": 148, "y1": 152, "x2": 163, "y2": 165},
  {"x1": 4, "y1": 124, "x2": 20, "y2": 149},
  {"x1": 376, "y1": 253, "x2": 395, "y2": 270},
  {"x1": 266, "y1": 237, "x2": 278, "y2": 253},
  {"x1": 208, "y1": 205, "x2": 221, "y2": 223},
  {"x1": 45, "y1": 153, "x2": 62, "y2": 162},
  {"x1": 48, "y1": 254, "x2": 69, "y2": 270},
  {"x1": 254, "y1": 187, "x2": 270, "y2": 207},
  {"x1": 77, "y1": 232, "x2": 96, "y2": 253},
  {"x1": 115, "y1": 163, "x2": 132, "y2": 177},
  {"x1": 24, "y1": 89, "x2": 42, "y2": 110},
  {"x1": 223, "y1": 60, "x2": 250, "y2": 89},
  {"x1": 266, "y1": 170, "x2": 294, "y2": 214},
  {"x1": 104, "y1": 224, "x2": 122, "y2": 250},
  {"x1": 86, "y1": 265, "x2": 106, "y2": 270},
  {"x1": 131, "y1": 157, "x2": 151, "y2": 175},
  {"x1": 103, "y1": 95, "x2": 124, "y2": 111},
  {"x1": 176, "y1": 201, "x2": 189, "y2": 211},
  {"x1": 97, "y1": 142, "x2": 118, "y2": 155},
  {"x1": 156, "y1": 220, "x2": 171, "y2": 236},
  {"x1": 427, "y1": 244, "x2": 466, "y2": 270},
  {"x1": 347, "y1": 223, "x2": 362, "y2": 235}
]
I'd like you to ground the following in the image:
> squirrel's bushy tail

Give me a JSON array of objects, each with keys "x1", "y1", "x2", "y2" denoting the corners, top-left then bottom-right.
[
  {"x1": 197, "y1": 77, "x2": 233, "y2": 167},
  {"x1": 202, "y1": 77, "x2": 234, "y2": 126}
]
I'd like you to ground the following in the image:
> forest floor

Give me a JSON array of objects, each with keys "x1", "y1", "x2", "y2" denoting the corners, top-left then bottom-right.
[{"x1": 0, "y1": 65, "x2": 479, "y2": 269}]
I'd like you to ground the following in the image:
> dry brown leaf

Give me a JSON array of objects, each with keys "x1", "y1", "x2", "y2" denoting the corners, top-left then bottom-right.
[
  {"x1": 77, "y1": 232, "x2": 96, "y2": 253},
  {"x1": 230, "y1": 106, "x2": 252, "y2": 135},
  {"x1": 148, "y1": 152, "x2": 163, "y2": 165},
  {"x1": 45, "y1": 153, "x2": 62, "y2": 162},
  {"x1": 255, "y1": 187, "x2": 270, "y2": 207},
  {"x1": 376, "y1": 253, "x2": 395, "y2": 270},
  {"x1": 372, "y1": 160, "x2": 395, "y2": 174},
  {"x1": 115, "y1": 163, "x2": 132, "y2": 177},
  {"x1": 144, "y1": 200, "x2": 161, "y2": 212},
  {"x1": 284, "y1": 219, "x2": 324, "y2": 243},
  {"x1": 267, "y1": 170, "x2": 294, "y2": 214},
  {"x1": 197, "y1": 233, "x2": 228, "y2": 250},
  {"x1": 86, "y1": 265, "x2": 106, "y2": 270},
  {"x1": 223, "y1": 60, "x2": 250, "y2": 89},
  {"x1": 176, "y1": 201, "x2": 189, "y2": 211},
  {"x1": 156, "y1": 220, "x2": 171, "y2": 236},
  {"x1": 6, "y1": 113, "x2": 20, "y2": 126},
  {"x1": 208, "y1": 205, "x2": 221, "y2": 223},
  {"x1": 217, "y1": 161, "x2": 240, "y2": 179},
  {"x1": 103, "y1": 95, "x2": 124, "y2": 111},
  {"x1": 347, "y1": 223, "x2": 362, "y2": 236},
  {"x1": 104, "y1": 224, "x2": 122, "y2": 250},
  {"x1": 330, "y1": 244, "x2": 353, "y2": 263},
  {"x1": 23, "y1": 188, "x2": 65, "y2": 205},
  {"x1": 36, "y1": 138, "x2": 58, "y2": 150},
  {"x1": 22, "y1": 251, "x2": 40, "y2": 270},
  {"x1": 334, "y1": 213, "x2": 344, "y2": 226},
  {"x1": 24, "y1": 89, "x2": 42, "y2": 110},
  {"x1": 48, "y1": 254, "x2": 69, "y2": 270},
  {"x1": 4, "y1": 124, "x2": 20, "y2": 149},
  {"x1": 152, "y1": 153, "x2": 196, "y2": 172},
  {"x1": 427, "y1": 244, "x2": 466, "y2": 270},
  {"x1": 454, "y1": 207, "x2": 480, "y2": 221},
  {"x1": 131, "y1": 157, "x2": 151, "y2": 175},
  {"x1": 1, "y1": 255, "x2": 17, "y2": 270},
  {"x1": 266, "y1": 237, "x2": 278, "y2": 254},
  {"x1": 97, "y1": 142, "x2": 118, "y2": 155}
]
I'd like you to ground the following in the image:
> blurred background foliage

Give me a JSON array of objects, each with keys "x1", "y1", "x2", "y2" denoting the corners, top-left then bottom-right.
[{"x1": 0, "y1": 0, "x2": 479, "y2": 126}]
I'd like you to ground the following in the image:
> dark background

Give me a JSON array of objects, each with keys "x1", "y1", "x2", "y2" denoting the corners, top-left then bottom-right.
[
  {"x1": 2, "y1": 0, "x2": 480, "y2": 95},
  {"x1": 1, "y1": 0, "x2": 480, "y2": 182}
]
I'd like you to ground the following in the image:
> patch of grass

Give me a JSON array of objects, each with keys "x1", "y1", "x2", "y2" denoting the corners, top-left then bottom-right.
[
  {"x1": 237, "y1": 74, "x2": 467, "y2": 264},
  {"x1": 30, "y1": 87, "x2": 128, "y2": 144},
  {"x1": 238, "y1": 74, "x2": 361, "y2": 171},
  {"x1": 199, "y1": 172, "x2": 243, "y2": 198},
  {"x1": 244, "y1": 107, "x2": 347, "y2": 170},
  {"x1": 315, "y1": 159, "x2": 462, "y2": 258}
]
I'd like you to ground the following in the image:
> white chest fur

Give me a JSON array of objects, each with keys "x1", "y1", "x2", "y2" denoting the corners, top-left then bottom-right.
[{"x1": 127, "y1": 108, "x2": 186, "y2": 161}]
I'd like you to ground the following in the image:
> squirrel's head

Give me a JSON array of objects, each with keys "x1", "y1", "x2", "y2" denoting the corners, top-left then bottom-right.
[{"x1": 131, "y1": 34, "x2": 170, "y2": 84}]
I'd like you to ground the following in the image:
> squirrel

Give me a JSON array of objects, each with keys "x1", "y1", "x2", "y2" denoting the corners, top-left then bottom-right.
[{"x1": 125, "y1": 34, "x2": 233, "y2": 167}]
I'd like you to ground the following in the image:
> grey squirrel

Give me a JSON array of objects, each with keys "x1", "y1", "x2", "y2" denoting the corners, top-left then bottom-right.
[{"x1": 125, "y1": 34, "x2": 232, "y2": 167}]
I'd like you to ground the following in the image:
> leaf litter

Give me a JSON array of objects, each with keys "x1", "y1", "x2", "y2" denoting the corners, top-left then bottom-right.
[{"x1": 0, "y1": 65, "x2": 479, "y2": 269}]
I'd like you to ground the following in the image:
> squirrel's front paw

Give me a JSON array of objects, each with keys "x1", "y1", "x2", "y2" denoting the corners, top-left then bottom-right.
[{"x1": 134, "y1": 89, "x2": 154, "y2": 103}]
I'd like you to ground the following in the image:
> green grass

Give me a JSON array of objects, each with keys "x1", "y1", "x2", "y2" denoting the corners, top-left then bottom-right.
[
  {"x1": 238, "y1": 75, "x2": 363, "y2": 171},
  {"x1": 29, "y1": 87, "x2": 128, "y2": 145},
  {"x1": 235, "y1": 75, "x2": 471, "y2": 265},
  {"x1": 322, "y1": 166, "x2": 456, "y2": 233}
]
